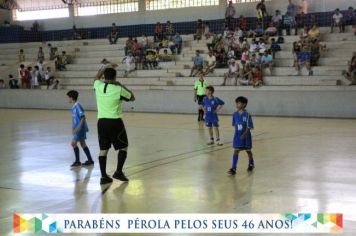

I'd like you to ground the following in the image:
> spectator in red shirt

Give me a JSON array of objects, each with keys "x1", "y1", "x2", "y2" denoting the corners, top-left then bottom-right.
[
  {"x1": 238, "y1": 15, "x2": 248, "y2": 32},
  {"x1": 154, "y1": 22, "x2": 164, "y2": 42},
  {"x1": 19, "y1": 64, "x2": 30, "y2": 89}
]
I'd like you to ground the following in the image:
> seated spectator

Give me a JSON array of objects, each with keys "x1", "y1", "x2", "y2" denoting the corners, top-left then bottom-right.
[
  {"x1": 158, "y1": 49, "x2": 174, "y2": 62},
  {"x1": 310, "y1": 39, "x2": 321, "y2": 66},
  {"x1": 295, "y1": 12, "x2": 308, "y2": 35},
  {"x1": 257, "y1": 38, "x2": 266, "y2": 52},
  {"x1": 122, "y1": 52, "x2": 136, "y2": 77},
  {"x1": 269, "y1": 38, "x2": 281, "y2": 58},
  {"x1": 57, "y1": 51, "x2": 68, "y2": 71},
  {"x1": 214, "y1": 39, "x2": 227, "y2": 67},
  {"x1": 37, "y1": 60, "x2": 45, "y2": 81},
  {"x1": 300, "y1": 25, "x2": 309, "y2": 39},
  {"x1": 344, "y1": 7, "x2": 355, "y2": 26},
  {"x1": 50, "y1": 80, "x2": 60, "y2": 90},
  {"x1": 223, "y1": 27, "x2": 233, "y2": 39},
  {"x1": 18, "y1": 49, "x2": 25, "y2": 63},
  {"x1": 190, "y1": 50, "x2": 204, "y2": 77},
  {"x1": 292, "y1": 41, "x2": 302, "y2": 66},
  {"x1": 45, "y1": 67, "x2": 54, "y2": 89},
  {"x1": 248, "y1": 53, "x2": 260, "y2": 68},
  {"x1": 195, "y1": 19, "x2": 204, "y2": 40},
  {"x1": 165, "y1": 21, "x2": 175, "y2": 38},
  {"x1": 140, "y1": 34, "x2": 149, "y2": 52},
  {"x1": 252, "y1": 66, "x2": 263, "y2": 88},
  {"x1": 171, "y1": 32, "x2": 182, "y2": 54},
  {"x1": 283, "y1": 11, "x2": 295, "y2": 36},
  {"x1": 240, "y1": 48, "x2": 248, "y2": 67},
  {"x1": 108, "y1": 23, "x2": 119, "y2": 44},
  {"x1": 239, "y1": 64, "x2": 253, "y2": 85},
  {"x1": 144, "y1": 49, "x2": 158, "y2": 70},
  {"x1": 238, "y1": 15, "x2": 248, "y2": 32},
  {"x1": 342, "y1": 55, "x2": 356, "y2": 85},
  {"x1": 249, "y1": 39, "x2": 258, "y2": 53},
  {"x1": 265, "y1": 23, "x2": 278, "y2": 36},
  {"x1": 37, "y1": 47, "x2": 44, "y2": 62},
  {"x1": 124, "y1": 37, "x2": 134, "y2": 56},
  {"x1": 48, "y1": 44, "x2": 57, "y2": 60},
  {"x1": 8, "y1": 74, "x2": 19, "y2": 89},
  {"x1": 260, "y1": 50, "x2": 273, "y2": 75},
  {"x1": 254, "y1": 22, "x2": 265, "y2": 37},
  {"x1": 160, "y1": 35, "x2": 170, "y2": 48},
  {"x1": 294, "y1": 45, "x2": 313, "y2": 76},
  {"x1": 207, "y1": 34, "x2": 221, "y2": 51},
  {"x1": 19, "y1": 64, "x2": 30, "y2": 89},
  {"x1": 308, "y1": 24, "x2": 320, "y2": 41},
  {"x1": 272, "y1": 10, "x2": 283, "y2": 35},
  {"x1": 132, "y1": 39, "x2": 141, "y2": 56},
  {"x1": 203, "y1": 51, "x2": 216, "y2": 76},
  {"x1": 331, "y1": 8, "x2": 344, "y2": 33},
  {"x1": 100, "y1": 58, "x2": 110, "y2": 70},
  {"x1": 154, "y1": 22, "x2": 164, "y2": 42},
  {"x1": 222, "y1": 59, "x2": 240, "y2": 86},
  {"x1": 0, "y1": 80, "x2": 5, "y2": 89},
  {"x1": 233, "y1": 27, "x2": 244, "y2": 41}
]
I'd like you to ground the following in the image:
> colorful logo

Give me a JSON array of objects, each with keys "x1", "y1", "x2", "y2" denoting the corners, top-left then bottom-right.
[{"x1": 13, "y1": 213, "x2": 60, "y2": 233}]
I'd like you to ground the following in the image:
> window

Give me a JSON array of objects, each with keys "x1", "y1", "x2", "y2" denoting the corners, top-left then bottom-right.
[
  {"x1": 146, "y1": 0, "x2": 219, "y2": 11},
  {"x1": 75, "y1": 0, "x2": 139, "y2": 16},
  {"x1": 13, "y1": 8, "x2": 69, "y2": 21}
]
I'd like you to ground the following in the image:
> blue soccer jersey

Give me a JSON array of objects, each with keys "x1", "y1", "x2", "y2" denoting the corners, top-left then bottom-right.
[
  {"x1": 71, "y1": 102, "x2": 88, "y2": 141},
  {"x1": 203, "y1": 96, "x2": 225, "y2": 127},
  {"x1": 232, "y1": 111, "x2": 253, "y2": 149}
]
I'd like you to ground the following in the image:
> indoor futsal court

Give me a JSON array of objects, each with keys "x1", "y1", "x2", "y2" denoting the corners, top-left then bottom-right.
[{"x1": 0, "y1": 109, "x2": 356, "y2": 235}]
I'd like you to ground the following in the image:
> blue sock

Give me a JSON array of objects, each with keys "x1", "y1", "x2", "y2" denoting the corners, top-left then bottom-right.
[
  {"x1": 73, "y1": 147, "x2": 80, "y2": 162},
  {"x1": 83, "y1": 146, "x2": 93, "y2": 162},
  {"x1": 249, "y1": 158, "x2": 254, "y2": 166},
  {"x1": 232, "y1": 153, "x2": 239, "y2": 170}
]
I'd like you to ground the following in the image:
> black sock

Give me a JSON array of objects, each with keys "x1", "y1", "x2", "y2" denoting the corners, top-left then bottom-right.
[
  {"x1": 73, "y1": 147, "x2": 80, "y2": 162},
  {"x1": 99, "y1": 156, "x2": 107, "y2": 177},
  {"x1": 82, "y1": 146, "x2": 93, "y2": 162},
  {"x1": 201, "y1": 109, "x2": 204, "y2": 119},
  {"x1": 116, "y1": 151, "x2": 127, "y2": 173}
]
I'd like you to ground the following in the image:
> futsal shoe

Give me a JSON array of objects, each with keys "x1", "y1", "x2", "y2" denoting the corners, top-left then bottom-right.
[
  {"x1": 227, "y1": 168, "x2": 236, "y2": 175},
  {"x1": 70, "y1": 161, "x2": 82, "y2": 168},
  {"x1": 82, "y1": 160, "x2": 94, "y2": 166},
  {"x1": 113, "y1": 171, "x2": 129, "y2": 182},
  {"x1": 207, "y1": 140, "x2": 214, "y2": 145},
  {"x1": 247, "y1": 164, "x2": 255, "y2": 172},
  {"x1": 216, "y1": 139, "x2": 223, "y2": 146},
  {"x1": 100, "y1": 175, "x2": 113, "y2": 185}
]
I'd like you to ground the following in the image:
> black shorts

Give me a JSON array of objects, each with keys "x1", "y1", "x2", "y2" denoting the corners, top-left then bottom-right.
[
  {"x1": 197, "y1": 95, "x2": 206, "y2": 105},
  {"x1": 97, "y1": 118, "x2": 128, "y2": 150}
]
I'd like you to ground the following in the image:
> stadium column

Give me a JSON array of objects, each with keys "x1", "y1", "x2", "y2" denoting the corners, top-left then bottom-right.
[{"x1": 68, "y1": 3, "x2": 75, "y2": 26}]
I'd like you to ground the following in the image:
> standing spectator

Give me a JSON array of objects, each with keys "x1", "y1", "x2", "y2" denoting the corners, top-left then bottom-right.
[
  {"x1": 165, "y1": 21, "x2": 175, "y2": 39},
  {"x1": 171, "y1": 32, "x2": 182, "y2": 54},
  {"x1": 72, "y1": 25, "x2": 82, "y2": 40},
  {"x1": 18, "y1": 49, "x2": 25, "y2": 63},
  {"x1": 344, "y1": 7, "x2": 355, "y2": 26},
  {"x1": 309, "y1": 14, "x2": 317, "y2": 27},
  {"x1": 154, "y1": 22, "x2": 164, "y2": 42},
  {"x1": 256, "y1": 0, "x2": 268, "y2": 28},
  {"x1": 287, "y1": 0, "x2": 297, "y2": 19},
  {"x1": 190, "y1": 50, "x2": 204, "y2": 77},
  {"x1": 37, "y1": 47, "x2": 44, "y2": 62},
  {"x1": 203, "y1": 22, "x2": 213, "y2": 40},
  {"x1": 272, "y1": 10, "x2": 283, "y2": 35},
  {"x1": 222, "y1": 59, "x2": 240, "y2": 86},
  {"x1": 124, "y1": 37, "x2": 134, "y2": 56},
  {"x1": 331, "y1": 9, "x2": 344, "y2": 33},
  {"x1": 19, "y1": 64, "x2": 30, "y2": 89},
  {"x1": 32, "y1": 66, "x2": 40, "y2": 89},
  {"x1": 238, "y1": 15, "x2": 248, "y2": 32},
  {"x1": 225, "y1": 1, "x2": 236, "y2": 30},
  {"x1": 284, "y1": 11, "x2": 295, "y2": 36},
  {"x1": 298, "y1": 0, "x2": 308, "y2": 14},
  {"x1": 108, "y1": 23, "x2": 119, "y2": 44},
  {"x1": 8, "y1": 75, "x2": 19, "y2": 89},
  {"x1": 195, "y1": 19, "x2": 204, "y2": 40},
  {"x1": 204, "y1": 51, "x2": 216, "y2": 76}
]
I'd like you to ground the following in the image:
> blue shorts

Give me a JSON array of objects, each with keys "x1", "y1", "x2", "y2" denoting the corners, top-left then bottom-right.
[
  {"x1": 73, "y1": 128, "x2": 87, "y2": 142},
  {"x1": 233, "y1": 132, "x2": 252, "y2": 150},
  {"x1": 206, "y1": 120, "x2": 219, "y2": 127}
]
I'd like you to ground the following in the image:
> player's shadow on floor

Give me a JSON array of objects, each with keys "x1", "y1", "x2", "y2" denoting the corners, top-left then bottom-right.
[{"x1": 72, "y1": 166, "x2": 94, "y2": 194}]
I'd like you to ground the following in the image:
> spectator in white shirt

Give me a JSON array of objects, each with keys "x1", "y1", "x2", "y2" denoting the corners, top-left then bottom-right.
[
  {"x1": 225, "y1": 1, "x2": 236, "y2": 30},
  {"x1": 140, "y1": 34, "x2": 149, "y2": 51},
  {"x1": 45, "y1": 67, "x2": 54, "y2": 89},
  {"x1": 204, "y1": 51, "x2": 217, "y2": 76},
  {"x1": 272, "y1": 10, "x2": 283, "y2": 35},
  {"x1": 331, "y1": 8, "x2": 344, "y2": 33},
  {"x1": 299, "y1": 0, "x2": 307, "y2": 14},
  {"x1": 222, "y1": 59, "x2": 240, "y2": 86}
]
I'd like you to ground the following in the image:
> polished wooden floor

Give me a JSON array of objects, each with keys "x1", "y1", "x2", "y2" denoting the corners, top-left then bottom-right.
[{"x1": 0, "y1": 109, "x2": 355, "y2": 236}]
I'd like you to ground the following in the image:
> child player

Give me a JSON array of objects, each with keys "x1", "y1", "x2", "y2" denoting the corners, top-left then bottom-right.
[
  {"x1": 201, "y1": 86, "x2": 225, "y2": 146},
  {"x1": 228, "y1": 96, "x2": 255, "y2": 175},
  {"x1": 66, "y1": 90, "x2": 94, "y2": 167}
]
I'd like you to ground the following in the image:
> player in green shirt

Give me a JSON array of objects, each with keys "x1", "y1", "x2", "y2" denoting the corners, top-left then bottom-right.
[
  {"x1": 194, "y1": 73, "x2": 208, "y2": 121},
  {"x1": 94, "y1": 64, "x2": 135, "y2": 185}
]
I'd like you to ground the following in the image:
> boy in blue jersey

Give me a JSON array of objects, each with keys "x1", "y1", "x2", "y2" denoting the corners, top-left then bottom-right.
[
  {"x1": 201, "y1": 86, "x2": 225, "y2": 146},
  {"x1": 228, "y1": 96, "x2": 255, "y2": 175},
  {"x1": 67, "y1": 90, "x2": 94, "y2": 167}
]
